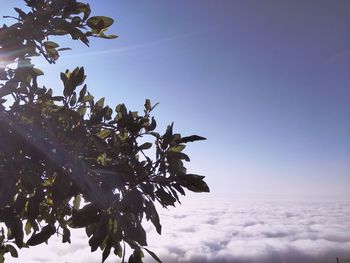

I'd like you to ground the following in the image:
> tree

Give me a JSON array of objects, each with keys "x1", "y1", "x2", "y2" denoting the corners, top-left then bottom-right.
[{"x1": 0, "y1": 0, "x2": 209, "y2": 262}]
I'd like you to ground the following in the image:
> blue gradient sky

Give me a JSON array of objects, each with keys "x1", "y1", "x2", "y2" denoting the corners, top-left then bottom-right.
[{"x1": 2, "y1": 0, "x2": 350, "y2": 200}]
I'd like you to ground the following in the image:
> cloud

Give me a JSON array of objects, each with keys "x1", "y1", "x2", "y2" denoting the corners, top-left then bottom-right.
[
  {"x1": 143, "y1": 199, "x2": 350, "y2": 263},
  {"x1": 5, "y1": 199, "x2": 350, "y2": 263}
]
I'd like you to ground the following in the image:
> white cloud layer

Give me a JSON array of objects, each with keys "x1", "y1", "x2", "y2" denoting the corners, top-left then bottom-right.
[{"x1": 5, "y1": 198, "x2": 350, "y2": 263}]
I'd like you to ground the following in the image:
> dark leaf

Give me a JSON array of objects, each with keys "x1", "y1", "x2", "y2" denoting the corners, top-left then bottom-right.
[
  {"x1": 180, "y1": 135, "x2": 206, "y2": 143},
  {"x1": 102, "y1": 238, "x2": 112, "y2": 263},
  {"x1": 167, "y1": 151, "x2": 190, "y2": 162},
  {"x1": 62, "y1": 227, "x2": 71, "y2": 244},
  {"x1": 70, "y1": 92, "x2": 77, "y2": 106},
  {"x1": 147, "y1": 117, "x2": 157, "y2": 132},
  {"x1": 144, "y1": 248, "x2": 162, "y2": 263},
  {"x1": 92, "y1": 135, "x2": 107, "y2": 152},
  {"x1": 145, "y1": 200, "x2": 161, "y2": 234},
  {"x1": 114, "y1": 242, "x2": 123, "y2": 258},
  {"x1": 78, "y1": 84, "x2": 87, "y2": 102},
  {"x1": 69, "y1": 204, "x2": 100, "y2": 228},
  {"x1": 131, "y1": 247, "x2": 144, "y2": 263},
  {"x1": 14, "y1": 8, "x2": 27, "y2": 19},
  {"x1": 88, "y1": 214, "x2": 109, "y2": 252},
  {"x1": 57, "y1": 47, "x2": 72, "y2": 52},
  {"x1": 178, "y1": 174, "x2": 210, "y2": 193},
  {"x1": 26, "y1": 225, "x2": 56, "y2": 246},
  {"x1": 139, "y1": 142, "x2": 152, "y2": 151},
  {"x1": 5, "y1": 244, "x2": 18, "y2": 258},
  {"x1": 155, "y1": 188, "x2": 176, "y2": 207},
  {"x1": 173, "y1": 184, "x2": 186, "y2": 196},
  {"x1": 51, "y1": 96, "x2": 64, "y2": 101},
  {"x1": 73, "y1": 67, "x2": 85, "y2": 86},
  {"x1": 13, "y1": 219, "x2": 24, "y2": 248}
]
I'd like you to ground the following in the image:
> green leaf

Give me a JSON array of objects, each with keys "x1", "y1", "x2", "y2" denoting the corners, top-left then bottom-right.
[
  {"x1": 45, "y1": 46, "x2": 59, "y2": 60},
  {"x1": 5, "y1": 244, "x2": 18, "y2": 258},
  {"x1": 144, "y1": 99, "x2": 151, "y2": 111},
  {"x1": 73, "y1": 195, "x2": 81, "y2": 210},
  {"x1": 82, "y1": 94, "x2": 94, "y2": 103},
  {"x1": 100, "y1": 34, "x2": 118, "y2": 39},
  {"x1": 43, "y1": 41, "x2": 59, "y2": 49},
  {"x1": 80, "y1": 3, "x2": 91, "y2": 21},
  {"x1": 32, "y1": 68, "x2": 44, "y2": 76},
  {"x1": 98, "y1": 129, "x2": 111, "y2": 139},
  {"x1": 25, "y1": 221, "x2": 31, "y2": 235},
  {"x1": 77, "y1": 105, "x2": 87, "y2": 116},
  {"x1": 87, "y1": 16, "x2": 114, "y2": 30},
  {"x1": 95, "y1": 97, "x2": 105, "y2": 108},
  {"x1": 169, "y1": 145, "x2": 186, "y2": 153},
  {"x1": 71, "y1": 16, "x2": 82, "y2": 25}
]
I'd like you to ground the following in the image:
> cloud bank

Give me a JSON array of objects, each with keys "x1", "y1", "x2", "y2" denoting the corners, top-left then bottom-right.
[{"x1": 6, "y1": 199, "x2": 350, "y2": 263}]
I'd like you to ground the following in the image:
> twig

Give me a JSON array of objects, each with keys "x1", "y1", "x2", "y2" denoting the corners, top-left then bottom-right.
[{"x1": 122, "y1": 240, "x2": 126, "y2": 263}]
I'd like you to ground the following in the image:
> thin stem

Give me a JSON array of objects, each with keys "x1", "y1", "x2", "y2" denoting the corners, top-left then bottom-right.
[
  {"x1": 2, "y1": 16, "x2": 21, "y2": 21},
  {"x1": 122, "y1": 240, "x2": 126, "y2": 263}
]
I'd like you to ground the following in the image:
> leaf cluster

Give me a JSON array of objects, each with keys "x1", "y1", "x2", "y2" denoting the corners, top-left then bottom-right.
[{"x1": 0, "y1": 1, "x2": 209, "y2": 263}]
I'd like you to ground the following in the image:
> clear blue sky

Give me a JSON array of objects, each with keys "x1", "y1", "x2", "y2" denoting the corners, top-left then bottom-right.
[{"x1": 2, "y1": 0, "x2": 350, "y2": 200}]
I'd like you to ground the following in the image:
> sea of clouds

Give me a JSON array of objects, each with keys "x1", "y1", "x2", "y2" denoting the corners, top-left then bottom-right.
[{"x1": 5, "y1": 198, "x2": 350, "y2": 263}]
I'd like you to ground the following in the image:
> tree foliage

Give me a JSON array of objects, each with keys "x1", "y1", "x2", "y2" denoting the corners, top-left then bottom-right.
[{"x1": 0, "y1": 0, "x2": 209, "y2": 262}]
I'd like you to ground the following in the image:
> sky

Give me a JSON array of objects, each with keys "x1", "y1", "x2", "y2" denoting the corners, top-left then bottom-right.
[
  {"x1": 1, "y1": 1, "x2": 350, "y2": 263},
  {"x1": 1, "y1": 0, "x2": 349, "y2": 201}
]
